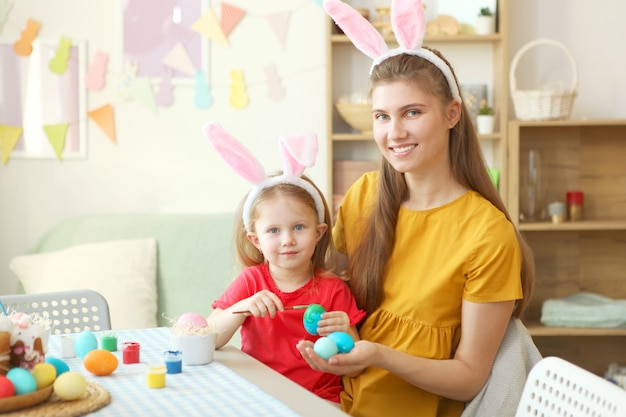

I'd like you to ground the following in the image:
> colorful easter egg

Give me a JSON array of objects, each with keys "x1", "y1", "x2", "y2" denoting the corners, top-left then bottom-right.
[{"x1": 303, "y1": 304, "x2": 326, "y2": 335}]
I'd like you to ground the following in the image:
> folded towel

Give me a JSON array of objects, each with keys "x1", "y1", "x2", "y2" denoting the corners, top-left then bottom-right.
[{"x1": 541, "y1": 292, "x2": 626, "y2": 328}]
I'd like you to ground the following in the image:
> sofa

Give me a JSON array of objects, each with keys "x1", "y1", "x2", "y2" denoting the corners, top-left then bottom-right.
[{"x1": 9, "y1": 213, "x2": 238, "y2": 334}]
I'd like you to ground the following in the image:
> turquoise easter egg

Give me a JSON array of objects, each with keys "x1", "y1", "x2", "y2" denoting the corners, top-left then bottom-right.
[
  {"x1": 303, "y1": 304, "x2": 326, "y2": 335},
  {"x1": 313, "y1": 337, "x2": 338, "y2": 360},
  {"x1": 328, "y1": 331, "x2": 355, "y2": 353},
  {"x1": 46, "y1": 356, "x2": 70, "y2": 376},
  {"x1": 74, "y1": 330, "x2": 98, "y2": 358}
]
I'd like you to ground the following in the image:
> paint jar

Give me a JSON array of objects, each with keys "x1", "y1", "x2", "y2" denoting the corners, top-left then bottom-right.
[
  {"x1": 61, "y1": 335, "x2": 76, "y2": 358},
  {"x1": 164, "y1": 350, "x2": 183, "y2": 374},
  {"x1": 101, "y1": 332, "x2": 117, "y2": 352},
  {"x1": 548, "y1": 201, "x2": 567, "y2": 224},
  {"x1": 146, "y1": 364, "x2": 166, "y2": 388},
  {"x1": 566, "y1": 191, "x2": 584, "y2": 221},
  {"x1": 122, "y1": 341, "x2": 140, "y2": 364}
]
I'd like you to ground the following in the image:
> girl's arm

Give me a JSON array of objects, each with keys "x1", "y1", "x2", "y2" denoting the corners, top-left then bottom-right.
[
  {"x1": 207, "y1": 289, "x2": 285, "y2": 349},
  {"x1": 297, "y1": 299, "x2": 513, "y2": 402}
]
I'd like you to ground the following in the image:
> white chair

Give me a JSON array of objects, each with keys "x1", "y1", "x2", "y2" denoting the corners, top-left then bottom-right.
[
  {"x1": 515, "y1": 356, "x2": 626, "y2": 417},
  {"x1": 0, "y1": 289, "x2": 111, "y2": 334}
]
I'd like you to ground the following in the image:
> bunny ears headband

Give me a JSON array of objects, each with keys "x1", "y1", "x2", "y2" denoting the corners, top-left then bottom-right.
[
  {"x1": 323, "y1": 0, "x2": 462, "y2": 103},
  {"x1": 203, "y1": 122, "x2": 325, "y2": 232}
]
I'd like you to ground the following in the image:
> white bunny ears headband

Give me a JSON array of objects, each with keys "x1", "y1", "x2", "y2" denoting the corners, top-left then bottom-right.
[
  {"x1": 323, "y1": 0, "x2": 462, "y2": 103},
  {"x1": 203, "y1": 122, "x2": 325, "y2": 232}
]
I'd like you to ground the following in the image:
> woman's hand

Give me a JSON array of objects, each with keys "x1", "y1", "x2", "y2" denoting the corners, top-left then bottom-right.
[
  {"x1": 316, "y1": 311, "x2": 351, "y2": 336},
  {"x1": 296, "y1": 339, "x2": 376, "y2": 376}
]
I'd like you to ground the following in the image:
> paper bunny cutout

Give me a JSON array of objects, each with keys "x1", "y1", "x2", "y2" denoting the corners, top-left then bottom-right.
[
  {"x1": 323, "y1": 0, "x2": 461, "y2": 102},
  {"x1": 203, "y1": 122, "x2": 325, "y2": 231}
]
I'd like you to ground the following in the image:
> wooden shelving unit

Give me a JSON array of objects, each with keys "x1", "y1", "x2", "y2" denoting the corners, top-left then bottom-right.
[
  {"x1": 326, "y1": 0, "x2": 510, "y2": 209},
  {"x1": 508, "y1": 119, "x2": 626, "y2": 375}
]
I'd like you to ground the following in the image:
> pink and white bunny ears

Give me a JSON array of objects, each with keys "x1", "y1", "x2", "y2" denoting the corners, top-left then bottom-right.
[
  {"x1": 324, "y1": 0, "x2": 462, "y2": 103},
  {"x1": 203, "y1": 122, "x2": 325, "y2": 232}
]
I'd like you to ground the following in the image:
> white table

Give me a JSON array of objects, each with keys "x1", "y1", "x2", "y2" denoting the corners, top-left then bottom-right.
[{"x1": 47, "y1": 327, "x2": 349, "y2": 417}]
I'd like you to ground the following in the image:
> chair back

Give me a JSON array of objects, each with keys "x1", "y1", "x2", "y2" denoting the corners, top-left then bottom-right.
[
  {"x1": 515, "y1": 356, "x2": 626, "y2": 416},
  {"x1": 1, "y1": 289, "x2": 111, "y2": 334}
]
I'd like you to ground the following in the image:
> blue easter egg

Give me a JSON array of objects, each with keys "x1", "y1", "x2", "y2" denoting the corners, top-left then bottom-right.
[
  {"x1": 6, "y1": 367, "x2": 37, "y2": 395},
  {"x1": 46, "y1": 356, "x2": 70, "y2": 376},
  {"x1": 313, "y1": 337, "x2": 338, "y2": 360},
  {"x1": 327, "y1": 331, "x2": 355, "y2": 353},
  {"x1": 74, "y1": 330, "x2": 98, "y2": 358},
  {"x1": 303, "y1": 304, "x2": 326, "y2": 335}
]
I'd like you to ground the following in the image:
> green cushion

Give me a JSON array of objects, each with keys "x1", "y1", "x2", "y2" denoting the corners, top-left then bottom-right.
[{"x1": 28, "y1": 213, "x2": 237, "y2": 327}]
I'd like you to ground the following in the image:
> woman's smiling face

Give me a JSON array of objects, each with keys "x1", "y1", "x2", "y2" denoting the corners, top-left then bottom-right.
[{"x1": 371, "y1": 80, "x2": 457, "y2": 176}]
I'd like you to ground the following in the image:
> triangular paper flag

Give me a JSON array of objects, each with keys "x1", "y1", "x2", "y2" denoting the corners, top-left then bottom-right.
[
  {"x1": 129, "y1": 77, "x2": 157, "y2": 113},
  {"x1": 192, "y1": 9, "x2": 228, "y2": 46},
  {"x1": 266, "y1": 11, "x2": 291, "y2": 50},
  {"x1": 162, "y1": 43, "x2": 196, "y2": 76},
  {"x1": 88, "y1": 104, "x2": 116, "y2": 143},
  {"x1": 220, "y1": 3, "x2": 245, "y2": 37},
  {"x1": 0, "y1": 125, "x2": 22, "y2": 165},
  {"x1": 43, "y1": 123, "x2": 69, "y2": 161}
]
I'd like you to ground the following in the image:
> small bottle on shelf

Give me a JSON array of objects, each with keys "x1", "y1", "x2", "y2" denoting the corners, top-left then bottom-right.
[{"x1": 566, "y1": 191, "x2": 584, "y2": 221}]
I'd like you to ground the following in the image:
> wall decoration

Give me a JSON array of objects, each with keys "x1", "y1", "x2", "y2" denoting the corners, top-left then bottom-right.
[
  {"x1": 0, "y1": 39, "x2": 87, "y2": 160},
  {"x1": 121, "y1": 0, "x2": 209, "y2": 85}
]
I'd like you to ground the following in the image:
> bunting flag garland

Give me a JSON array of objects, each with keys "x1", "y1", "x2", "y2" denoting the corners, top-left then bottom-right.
[
  {"x1": 220, "y1": 3, "x2": 246, "y2": 37},
  {"x1": 0, "y1": 125, "x2": 23, "y2": 165},
  {"x1": 0, "y1": 0, "x2": 321, "y2": 164},
  {"x1": 87, "y1": 105, "x2": 116, "y2": 143},
  {"x1": 42, "y1": 123, "x2": 69, "y2": 161},
  {"x1": 192, "y1": 9, "x2": 228, "y2": 46}
]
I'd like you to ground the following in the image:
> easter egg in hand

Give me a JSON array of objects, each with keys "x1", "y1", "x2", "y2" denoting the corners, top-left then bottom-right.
[
  {"x1": 328, "y1": 331, "x2": 355, "y2": 353},
  {"x1": 303, "y1": 304, "x2": 326, "y2": 335},
  {"x1": 177, "y1": 312, "x2": 208, "y2": 330},
  {"x1": 313, "y1": 337, "x2": 338, "y2": 360}
]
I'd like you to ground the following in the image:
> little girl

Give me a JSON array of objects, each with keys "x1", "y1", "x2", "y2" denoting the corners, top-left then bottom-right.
[{"x1": 204, "y1": 123, "x2": 365, "y2": 404}]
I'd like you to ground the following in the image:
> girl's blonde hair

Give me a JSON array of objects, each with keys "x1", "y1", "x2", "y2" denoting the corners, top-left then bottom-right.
[
  {"x1": 233, "y1": 174, "x2": 336, "y2": 276},
  {"x1": 348, "y1": 51, "x2": 535, "y2": 318}
]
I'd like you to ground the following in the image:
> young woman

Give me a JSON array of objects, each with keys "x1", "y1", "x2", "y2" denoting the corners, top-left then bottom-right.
[
  {"x1": 296, "y1": 1, "x2": 535, "y2": 416},
  {"x1": 204, "y1": 124, "x2": 365, "y2": 403}
]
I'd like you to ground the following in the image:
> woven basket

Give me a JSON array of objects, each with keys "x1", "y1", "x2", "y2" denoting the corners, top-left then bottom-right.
[{"x1": 510, "y1": 38, "x2": 578, "y2": 120}]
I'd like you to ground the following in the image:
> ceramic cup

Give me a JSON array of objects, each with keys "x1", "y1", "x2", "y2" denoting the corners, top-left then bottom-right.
[{"x1": 170, "y1": 332, "x2": 216, "y2": 366}]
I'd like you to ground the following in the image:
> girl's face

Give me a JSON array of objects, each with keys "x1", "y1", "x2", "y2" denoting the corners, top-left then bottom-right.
[
  {"x1": 247, "y1": 194, "x2": 327, "y2": 277},
  {"x1": 371, "y1": 80, "x2": 460, "y2": 176}
]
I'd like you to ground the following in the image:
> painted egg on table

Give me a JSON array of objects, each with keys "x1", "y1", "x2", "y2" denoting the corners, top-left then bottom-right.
[
  {"x1": 46, "y1": 357, "x2": 70, "y2": 376},
  {"x1": 84, "y1": 349, "x2": 118, "y2": 376},
  {"x1": 303, "y1": 304, "x2": 326, "y2": 335},
  {"x1": 177, "y1": 312, "x2": 208, "y2": 330},
  {"x1": 31, "y1": 362, "x2": 57, "y2": 389},
  {"x1": 328, "y1": 331, "x2": 355, "y2": 354},
  {"x1": 0, "y1": 375, "x2": 15, "y2": 398},
  {"x1": 313, "y1": 337, "x2": 338, "y2": 360},
  {"x1": 74, "y1": 330, "x2": 98, "y2": 358},
  {"x1": 53, "y1": 371, "x2": 87, "y2": 401},
  {"x1": 6, "y1": 367, "x2": 37, "y2": 395}
]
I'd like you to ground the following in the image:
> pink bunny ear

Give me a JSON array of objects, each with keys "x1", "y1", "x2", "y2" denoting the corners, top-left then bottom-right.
[
  {"x1": 323, "y1": 0, "x2": 388, "y2": 60},
  {"x1": 279, "y1": 132, "x2": 318, "y2": 177},
  {"x1": 391, "y1": 0, "x2": 425, "y2": 50},
  {"x1": 202, "y1": 122, "x2": 266, "y2": 185}
]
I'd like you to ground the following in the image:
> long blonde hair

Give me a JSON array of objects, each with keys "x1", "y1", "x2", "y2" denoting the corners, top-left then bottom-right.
[
  {"x1": 348, "y1": 51, "x2": 535, "y2": 318},
  {"x1": 233, "y1": 174, "x2": 336, "y2": 276}
]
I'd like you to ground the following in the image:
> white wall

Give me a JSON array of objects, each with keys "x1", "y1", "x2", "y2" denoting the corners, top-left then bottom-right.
[
  {"x1": 0, "y1": 0, "x2": 327, "y2": 293},
  {"x1": 1, "y1": 0, "x2": 625, "y2": 294}
]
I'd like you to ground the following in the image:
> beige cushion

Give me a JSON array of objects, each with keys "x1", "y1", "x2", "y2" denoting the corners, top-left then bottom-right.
[{"x1": 9, "y1": 239, "x2": 158, "y2": 330}]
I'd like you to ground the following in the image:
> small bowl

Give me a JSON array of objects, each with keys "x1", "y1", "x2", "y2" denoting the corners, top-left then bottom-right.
[{"x1": 335, "y1": 102, "x2": 373, "y2": 133}]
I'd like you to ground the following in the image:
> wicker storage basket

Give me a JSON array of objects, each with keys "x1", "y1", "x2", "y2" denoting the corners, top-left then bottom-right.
[{"x1": 510, "y1": 38, "x2": 578, "y2": 120}]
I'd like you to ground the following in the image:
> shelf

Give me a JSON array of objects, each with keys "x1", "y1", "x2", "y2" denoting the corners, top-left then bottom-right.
[
  {"x1": 330, "y1": 33, "x2": 502, "y2": 44},
  {"x1": 331, "y1": 132, "x2": 502, "y2": 141},
  {"x1": 526, "y1": 322, "x2": 626, "y2": 337},
  {"x1": 520, "y1": 219, "x2": 626, "y2": 231}
]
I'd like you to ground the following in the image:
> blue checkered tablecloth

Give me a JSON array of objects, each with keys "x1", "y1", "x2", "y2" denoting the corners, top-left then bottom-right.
[{"x1": 47, "y1": 327, "x2": 301, "y2": 416}]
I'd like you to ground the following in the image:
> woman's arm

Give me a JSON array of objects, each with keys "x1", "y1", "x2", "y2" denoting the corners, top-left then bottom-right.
[{"x1": 297, "y1": 299, "x2": 513, "y2": 402}]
